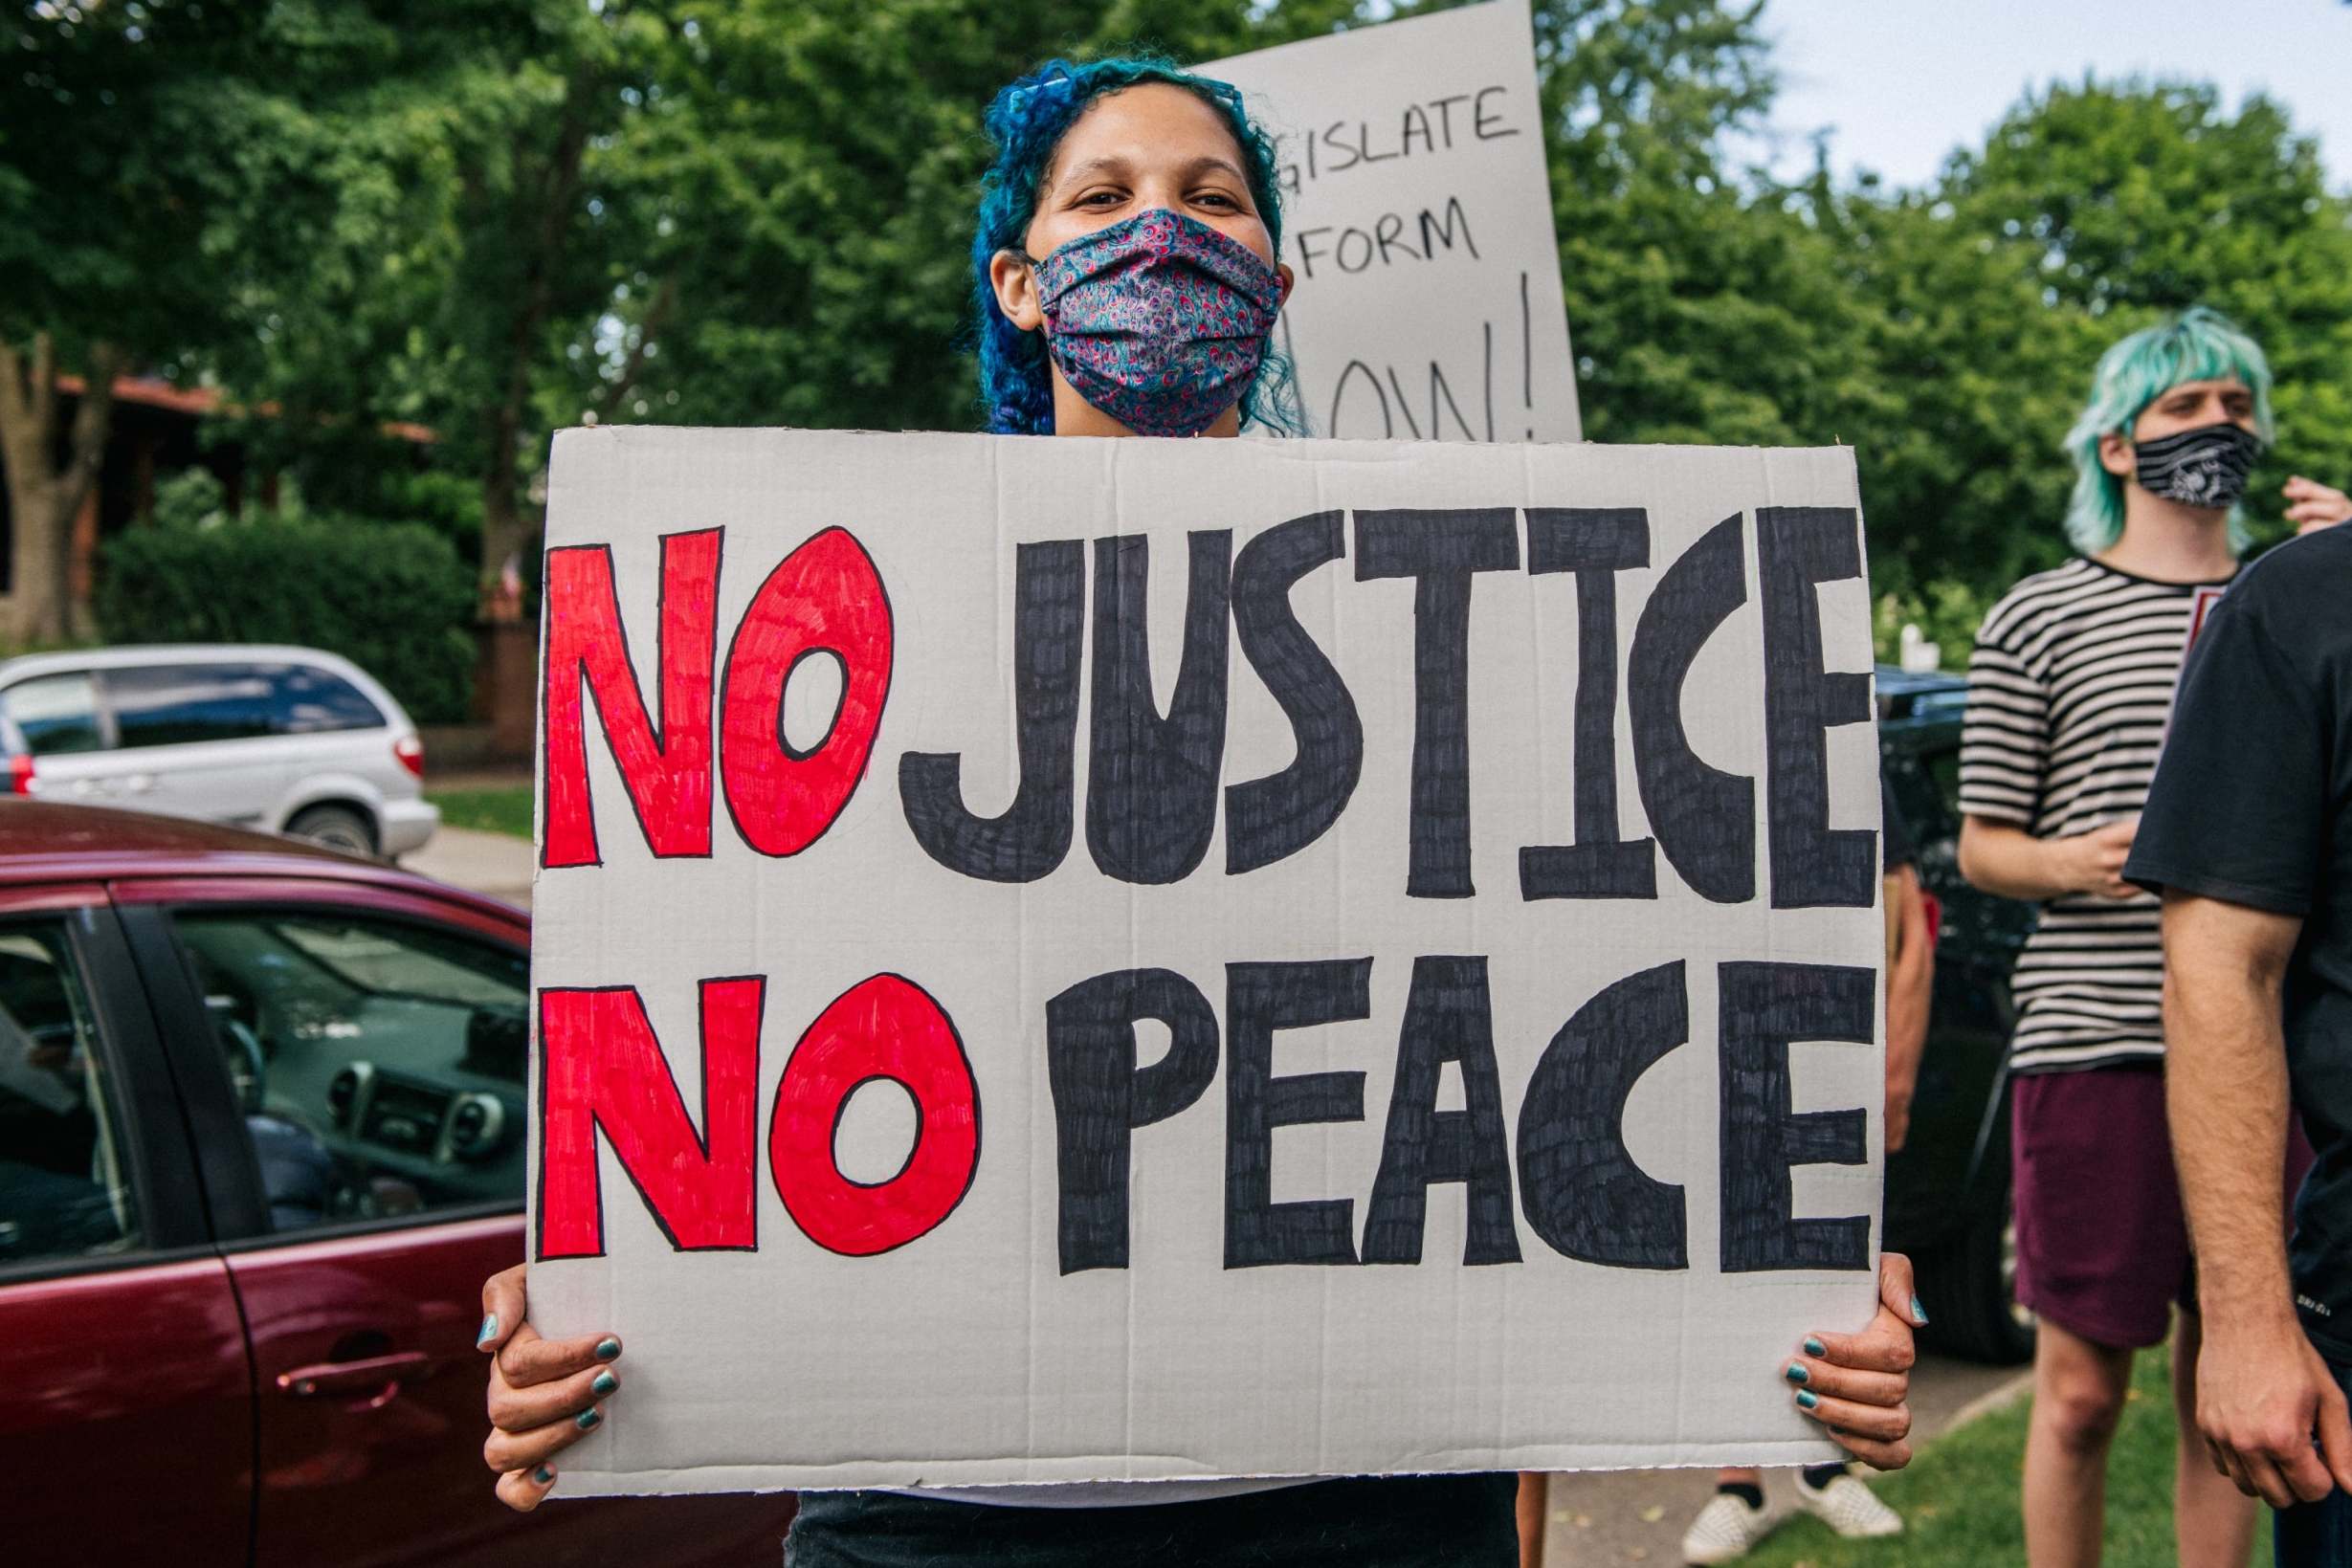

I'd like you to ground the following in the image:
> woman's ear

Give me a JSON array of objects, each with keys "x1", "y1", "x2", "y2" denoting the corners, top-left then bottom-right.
[
  {"x1": 2097, "y1": 431, "x2": 2134, "y2": 478},
  {"x1": 989, "y1": 250, "x2": 1043, "y2": 332},
  {"x1": 1276, "y1": 262, "x2": 1295, "y2": 306}
]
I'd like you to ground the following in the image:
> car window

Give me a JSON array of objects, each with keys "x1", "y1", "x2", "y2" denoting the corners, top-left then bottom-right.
[
  {"x1": 270, "y1": 665, "x2": 385, "y2": 735},
  {"x1": 0, "y1": 673, "x2": 106, "y2": 756},
  {"x1": 0, "y1": 918, "x2": 142, "y2": 1267},
  {"x1": 105, "y1": 663, "x2": 277, "y2": 749},
  {"x1": 170, "y1": 909, "x2": 528, "y2": 1232}
]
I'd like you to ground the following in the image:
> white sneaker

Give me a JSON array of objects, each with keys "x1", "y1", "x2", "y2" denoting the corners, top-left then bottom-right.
[
  {"x1": 1794, "y1": 1470, "x2": 1904, "y2": 1538},
  {"x1": 1680, "y1": 1491, "x2": 1781, "y2": 1564}
]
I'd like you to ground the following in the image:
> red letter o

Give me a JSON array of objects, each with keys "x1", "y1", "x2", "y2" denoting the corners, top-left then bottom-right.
[
  {"x1": 721, "y1": 526, "x2": 893, "y2": 857},
  {"x1": 769, "y1": 974, "x2": 979, "y2": 1256}
]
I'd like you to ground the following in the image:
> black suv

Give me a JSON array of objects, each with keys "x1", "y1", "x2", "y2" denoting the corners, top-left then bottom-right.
[{"x1": 1879, "y1": 666, "x2": 2039, "y2": 1364}]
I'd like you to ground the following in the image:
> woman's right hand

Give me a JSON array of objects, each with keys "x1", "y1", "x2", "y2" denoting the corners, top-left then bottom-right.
[{"x1": 478, "y1": 1263, "x2": 624, "y2": 1513}]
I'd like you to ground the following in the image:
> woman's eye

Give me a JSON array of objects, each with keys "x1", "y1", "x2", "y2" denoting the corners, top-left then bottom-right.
[
  {"x1": 1077, "y1": 190, "x2": 1123, "y2": 208},
  {"x1": 1193, "y1": 191, "x2": 1240, "y2": 210}
]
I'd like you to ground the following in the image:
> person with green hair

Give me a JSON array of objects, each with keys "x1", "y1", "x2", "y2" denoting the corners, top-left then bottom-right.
[
  {"x1": 1957, "y1": 304, "x2": 2309, "y2": 1568},
  {"x1": 467, "y1": 50, "x2": 1927, "y2": 1568}
]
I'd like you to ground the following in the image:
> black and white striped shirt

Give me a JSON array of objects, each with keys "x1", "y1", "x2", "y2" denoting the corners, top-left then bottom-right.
[{"x1": 1959, "y1": 556, "x2": 2234, "y2": 1073}]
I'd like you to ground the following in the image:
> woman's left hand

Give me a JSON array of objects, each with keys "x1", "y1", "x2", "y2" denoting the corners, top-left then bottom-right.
[{"x1": 1784, "y1": 1251, "x2": 1922, "y2": 1470}]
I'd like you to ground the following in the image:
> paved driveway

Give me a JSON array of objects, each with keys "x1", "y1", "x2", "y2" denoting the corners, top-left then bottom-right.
[{"x1": 404, "y1": 824, "x2": 536, "y2": 909}]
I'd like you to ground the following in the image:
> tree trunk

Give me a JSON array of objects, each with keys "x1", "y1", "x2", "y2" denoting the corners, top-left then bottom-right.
[
  {"x1": 0, "y1": 335, "x2": 119, "y2": 646},
  {"x1": 477, "y1": 408, "x2": 527, "y2": 622}
]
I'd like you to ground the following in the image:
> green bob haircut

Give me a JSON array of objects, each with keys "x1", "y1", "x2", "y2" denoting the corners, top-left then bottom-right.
[{"x1": 2062, "y1": 305, "x2": 2274, "y2": 555}]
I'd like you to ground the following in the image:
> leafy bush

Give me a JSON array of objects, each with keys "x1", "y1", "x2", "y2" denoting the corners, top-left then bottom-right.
[{"x1": 97, "y1": 510, "x2": 477, "y2": 723}]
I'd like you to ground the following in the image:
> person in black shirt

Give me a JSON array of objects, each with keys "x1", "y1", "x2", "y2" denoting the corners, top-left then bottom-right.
[{"x1": 2125, "y1": 519, "x2": 2352, "y2": 1559}]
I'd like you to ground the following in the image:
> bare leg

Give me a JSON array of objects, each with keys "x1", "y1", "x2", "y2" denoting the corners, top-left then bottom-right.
[
  {"x1": 2022, "y1": 1319, "x2": 2134, "y2": 1568},
  {"x1": 2171, "y1": 1312, "x2": 2258, "y2": 1568},
  {"x1": 1718, "y1": 1468, "x2": 1762, "y2": 1487},
  {"x1": 1517, "y1": 1472, "x2": 1546, "y2": 1568}
]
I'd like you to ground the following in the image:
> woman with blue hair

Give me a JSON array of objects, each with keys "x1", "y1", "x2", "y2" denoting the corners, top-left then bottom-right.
[
  {"x1": 968, "y1": 57, "x2": 1306, "y2": 441},
  {"x1": 1957, "y1": 304, "x2": 2310, "y2": 1568},
  {"x1": 475, "y1": 55, "x2": 1921, "y2": 1566}
]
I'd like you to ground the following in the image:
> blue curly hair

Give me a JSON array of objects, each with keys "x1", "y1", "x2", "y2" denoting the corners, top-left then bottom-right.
[{"x1": 971, "y1": 55, "x2": 1305, "y2": 436}]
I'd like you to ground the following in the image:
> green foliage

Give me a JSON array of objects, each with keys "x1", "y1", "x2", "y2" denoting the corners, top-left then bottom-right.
[
  {"x1": 15, "y1": 0, "x2": 2351, "y2": 659},
  {"x1": 1, "y1": 2, "x2": 440, "y2": 374},
  {"x1": 427, "y1": 784, "x2": 535, "y2": 838},
  {"x1": 1873, "y1": 581, "x2": 1994, "y2": 670},
  {"x1": 1929, "y1": 79, "x2": 2352, "y2": 559},
  {"x1": 148, "y1": 468, "x2": 233, "y2": 533},
  {"x1": 95, "y1": 511, "x2": 477, "y2": 725}
]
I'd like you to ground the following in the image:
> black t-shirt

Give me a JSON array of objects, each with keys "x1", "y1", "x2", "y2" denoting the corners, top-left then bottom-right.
[{"x1": 2125, "y1": 524, "x2": 2352, "y2": 1358}]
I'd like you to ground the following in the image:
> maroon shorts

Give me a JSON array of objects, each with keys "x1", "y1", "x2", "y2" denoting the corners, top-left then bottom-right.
[{"x1": 2012, "y1": 1065, "x2": 2314, "y2": 1350}]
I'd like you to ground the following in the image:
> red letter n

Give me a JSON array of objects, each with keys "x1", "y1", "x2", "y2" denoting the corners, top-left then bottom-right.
[
  {"x1": 543, "y1": 529, "x2": 721, "y2": 868},
  {"x1": 537, "y1": 978, "x2": 765, "y2": 1258}
]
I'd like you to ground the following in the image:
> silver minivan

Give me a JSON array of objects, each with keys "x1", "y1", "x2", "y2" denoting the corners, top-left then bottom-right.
[{"x1": 0, "y1": 645, "x2": 440, "y2": 857}]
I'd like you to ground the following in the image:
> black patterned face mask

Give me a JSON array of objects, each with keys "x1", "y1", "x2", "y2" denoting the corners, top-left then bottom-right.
[{"x1": 2132, "y1": 421, "x2": 2261, "y2": 509}]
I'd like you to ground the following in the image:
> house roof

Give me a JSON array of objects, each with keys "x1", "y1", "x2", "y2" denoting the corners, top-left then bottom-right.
[{"x1": 55, "y1": 372, "x2": 436, "y2": 445}]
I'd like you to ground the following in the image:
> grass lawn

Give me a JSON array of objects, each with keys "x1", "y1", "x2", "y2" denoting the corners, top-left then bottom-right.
[
  {"x1": 1743, "y1": 1347, "x2": 2270, "y2": 1566},
  {"x1": 427, "y1": 784, "x2": 534, "y2": 840}
]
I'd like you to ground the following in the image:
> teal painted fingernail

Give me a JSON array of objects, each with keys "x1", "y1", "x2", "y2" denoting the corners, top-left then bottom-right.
[
  {"x1": 1784, "y1": 1361, "x2": 1809, "y2": 1384},
  {"x1": 476, "y1": 1314, "x2": 499, "y2": 1349},
  {"x1": 1796, "y1": 1389, "x2": 1820, "y2": 1411},
  {"x1": 533, "y1": 1466, "x2": 555, "y2": 1486},
  {"x1": 576, "y1": 1407, "x2": 603, "y2": 1431},
  {"x1": 1803, "y1": 1336, "x2": 1827, "y2": 1358},
  {"x1": 594, "y1": 1337, "x2": 621, "y2": 1362},
  {"x1": 591, "y1": 1371, "x2": 618, "y2": 1398},
  {"x1": 1910, "y1": 1295, "x2": 1930, "y2": 1326}
]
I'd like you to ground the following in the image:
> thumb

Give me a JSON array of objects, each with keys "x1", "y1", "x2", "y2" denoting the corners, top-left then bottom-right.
[
  {"x1": 479, "y1": 1264, "x2": 528, "y2": 1354},
  {"x1": 2318, "y1": 1374, "x2": 2352, "y2": 1496},
  {"x1": 1879, "y1": 1251, "x2": 1924, "y2": 1327}
]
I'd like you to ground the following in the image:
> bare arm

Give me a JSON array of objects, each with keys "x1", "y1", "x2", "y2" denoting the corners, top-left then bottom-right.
[
  {"x1": 2163, "y1": 893, "x2": 2352, "y2": 1507},
  {"x1": 1957, "y1": 814, "x2": 2138, "y2": 902},
  {"x1": 1882, "y1": 867, "x2": 1931, "y2": 1153}
]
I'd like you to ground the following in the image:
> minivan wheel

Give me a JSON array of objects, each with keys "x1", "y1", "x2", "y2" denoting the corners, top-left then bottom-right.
[
  {"x1": 286, "y1": 804, "x2": 377, "y2": 857},
  {"x1": 1916, "y1": 1179, "x2": 2037, "y2": 1366}
]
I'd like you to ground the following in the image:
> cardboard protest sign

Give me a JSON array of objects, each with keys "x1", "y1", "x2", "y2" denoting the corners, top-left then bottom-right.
[
  {"x1": 1205, "y1": 0, "x2": 1583, "y2": 442},
  {"x1": 528, "y1": 427, "x2": 1885, "y2": 1495}
]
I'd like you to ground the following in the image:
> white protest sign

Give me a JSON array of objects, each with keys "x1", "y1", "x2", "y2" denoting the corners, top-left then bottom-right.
[
  {"x1": 528, "y1": 426, "x2": 1885, "y2": 1495},
  {"x1": 1205, "y1": 0, "x2": 1582, "y2": 443}
]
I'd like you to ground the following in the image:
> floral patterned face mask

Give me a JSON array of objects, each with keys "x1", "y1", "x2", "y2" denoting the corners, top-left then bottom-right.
[{"x1": 1032, "y1": 208, "x2": 1285, "y2": 437}]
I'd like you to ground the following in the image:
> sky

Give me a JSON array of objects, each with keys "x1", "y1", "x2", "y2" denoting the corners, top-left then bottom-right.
[{"x1": 1743, "y1": 0, "x2": 2352, "y2": 190}]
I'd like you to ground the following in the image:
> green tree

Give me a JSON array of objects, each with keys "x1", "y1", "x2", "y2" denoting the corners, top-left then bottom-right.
[
  {"x1": 236, "y1": 0, "x2": 1384, "y2": 615},
  {"x1": 1928, "y1": 79, "x2": 2352, "y2": 561},
  {"x1": 0, "y1": 1, "x2": 422, "y2": 642}
]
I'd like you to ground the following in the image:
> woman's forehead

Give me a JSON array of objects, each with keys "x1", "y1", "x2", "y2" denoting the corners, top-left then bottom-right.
[{"x1": 1043, "y1": 84, "x2": 1245, "y2": 189}]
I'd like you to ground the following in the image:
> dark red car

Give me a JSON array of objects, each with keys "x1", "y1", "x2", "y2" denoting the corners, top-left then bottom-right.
[{"x1": 0, "y1": 801, "x2": 796, "y2": 1566}]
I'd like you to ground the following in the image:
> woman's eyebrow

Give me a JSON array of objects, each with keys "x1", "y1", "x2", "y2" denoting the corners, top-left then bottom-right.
[
  {"x1": 1054, "y1": 155, "x2": 1135, "y2": 191},
  {"x1": 1180, "y1": 155, "x2": 1249, "y2": 182}
]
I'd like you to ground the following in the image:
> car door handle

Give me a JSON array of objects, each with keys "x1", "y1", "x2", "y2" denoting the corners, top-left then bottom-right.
[{"x1": 277, "y1": 1351, "x2": 431, "y2": 1402}]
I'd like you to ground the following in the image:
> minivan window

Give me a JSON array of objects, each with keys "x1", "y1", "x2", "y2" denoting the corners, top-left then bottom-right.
[
  {"x1": 105, "y1": 664, "x2": 277, "y2": 749},
  {"x1": 0, "y1": 673, "x2": 105, "y2": 756},
  {"x1": 269, "y1": 665, "x2": 385, "y2": 734}
]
